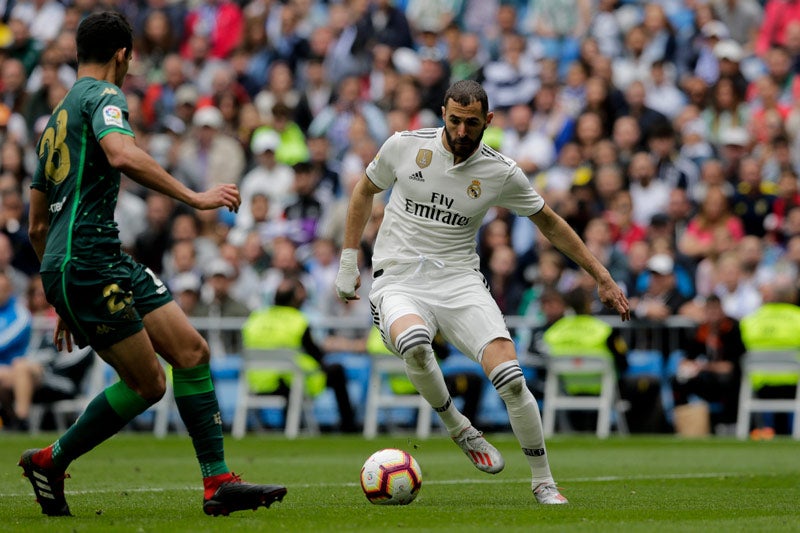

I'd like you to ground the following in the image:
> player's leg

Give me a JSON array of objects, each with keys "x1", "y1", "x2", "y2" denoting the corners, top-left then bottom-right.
[
  {"x1": 144, "y1": 301, "x2": 286, "y2": 515},
  {"x1": 19, "y1": 331, "x2": 164, "y2": 516},
  {"x1": 20, "y1": 265, "x2": 166, "y2": 516},
  {"x1": 375, "y1": 293, "x2": 471, "y2": 437},
  {"x1": 481, "y1": 340, "x2": 566, "y2": 503},
  {"x1": 437, "y1": 270, "x2": 563, "y2": 500}
]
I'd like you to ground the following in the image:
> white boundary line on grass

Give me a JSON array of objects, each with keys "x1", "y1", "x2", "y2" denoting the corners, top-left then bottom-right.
[{"x1": 2, "y1": 471, "x2": 740, "y2": 497}]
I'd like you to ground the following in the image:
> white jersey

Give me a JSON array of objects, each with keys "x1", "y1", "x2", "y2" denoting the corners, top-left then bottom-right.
[{"x1": 366, "y1": 127, "x2": 545, "y2": 271}]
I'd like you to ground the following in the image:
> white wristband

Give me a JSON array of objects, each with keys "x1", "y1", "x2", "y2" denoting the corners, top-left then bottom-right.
[{"x1": 340, "y1": 248, "x2": 358, "y2": 267}]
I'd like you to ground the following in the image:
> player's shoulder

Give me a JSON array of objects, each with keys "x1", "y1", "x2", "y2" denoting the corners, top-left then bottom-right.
[
  {"x1": 76, "y1": 78, "x2": 121, "y2": 99},
  {"x1": 475, "y1": 142, "x2": 516, "y2": 169},
  {"x1": 397, "y1": 127, "x2": 439, "y2": 140}
]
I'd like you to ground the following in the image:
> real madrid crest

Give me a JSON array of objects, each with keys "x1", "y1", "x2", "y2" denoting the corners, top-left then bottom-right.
[
  {"x1": 467, "y1": 180, "x2": 481, "y2": 199},
  {"x1": 416, "y1": 149, "x2": 432, "y2": 168}
]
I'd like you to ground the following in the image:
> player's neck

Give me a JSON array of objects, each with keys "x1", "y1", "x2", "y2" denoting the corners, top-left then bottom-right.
[{"x1": 77, "y1": 64, "x2": 120, "y2": 87}]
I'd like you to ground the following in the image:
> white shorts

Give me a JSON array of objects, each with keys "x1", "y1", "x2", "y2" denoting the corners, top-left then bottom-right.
[{"x1": 369, "y1": 262, "x2": 511, "y2": 363}]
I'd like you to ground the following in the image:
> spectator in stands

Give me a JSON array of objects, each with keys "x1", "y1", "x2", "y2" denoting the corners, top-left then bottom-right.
[
  {"x1": 242, "y1": 277, "x2": 356, "y2": 432},
  {"x1": 0, "y1": 275, "x2": 95, "y2": 431},
  {"x1": 174, "y1": 106, "x2": 246, "y2": 192},
  {"x1": 612, "y1": 25, "x2": 653, "y2": 92},
  {"x1": 142, "y1": 53, "x2": 191, "y2": 130},
  {"x1": 500, "y1": 103, "x2": 556, "y2": 179},
  {"x1": 0, "y1": 232, "x2": 28, "y2": 297},
  {"x1": 732, "y1": 157, "x2": 777, "y2": 238},
  {"x1": 1, "y1": 58, "x2": 29, "y2": 116},
  {"x1": 630, "y1": 253, "x2": 688, "y2": 321},
  {"x1": 133, "y1": 194, "x2": 175, "y2": 275},
  {"x1": 756, "y1": 1, "x2": 800, "y2": 57},
  {"x1": 713, "y1": 0, "x2": 763, "y2": 49},
  {"x1": 0, "y1": 270, "x2": 31, "y2": 366},
  {"x1": 134, "y1": 8, "x2": 179, "y2": 83},
  {"x1": 621, "y1": 80, "x2": 668, "y2": 141},
  {"x1": 713, "y1": 251, "x2": 763, "y2": 320},
  {"x1": 647, "y1": 120, "x2": 699, "y2": 192},
  {"x1": 172, "y1": 272, "x2": 203, "y2": 316},
  {"x1": 671, "y1": 294, "x2": 745, "y2": 432},
  {"x1": 294, "y1": 55, "x2": 333, "y2": 133},
  {"x1": 642, "y1": 3, "x2": 678, "y2": 66},
  {"x1": 628, "y1": 151, "x2": 671, "y2": 228},
  {"x1": 604, "y1": 189, "x2": 647, "y2": 255},
  {"x1": 702, "y1": 76, "x2": 750, "y2": 150},
  {"x1": 1, "y1": 186, "x2": 37, "y2": 275},
  {"x1": 308, "y1": 74, "x2": 388, "y2": 161},
  {"x1": 583, "y1": 217, "x2": 629, "y2": 286},
  {"x1": 192, "y1": 257, "x2": 250, "y2": 357},
  {"x1": 283, "y1": 161, "x2": 326, "y2": 248},
  {"x1": 180, "y1": 0, "x2": 243, "y2": 60},
  {"x1": 482, "y1": 32, "x2": 539, "y2": 112},
  {"x1": 238, "y1": 128, "x2": 295, "y2": 229},
  {"x1": 268, "y1": 0, "x2": 310, "y2": 75},
  {"x1": 530, "y1": 83, "x2": 574, "y2": 153},
  {"x1": 679, "y1": 184, "x2": 745, "y2": 261}
]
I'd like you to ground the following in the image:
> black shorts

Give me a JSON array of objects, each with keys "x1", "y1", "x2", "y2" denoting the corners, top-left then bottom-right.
[{"x1": 41, "y1": 253, "x2": 173, "y2": 350}]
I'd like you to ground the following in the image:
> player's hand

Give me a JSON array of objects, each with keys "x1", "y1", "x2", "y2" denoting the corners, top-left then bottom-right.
[
  {"x1": 192, "y1": 184, "x2": 241, "y2": 213},
  {"x1": 598, "y1": 278, "x2": 631, "y2": 321},
  {"x1": 53, "y1": 316, "x2": 74, "y2": 352},
  {"x1": 335, "y1": 248, "x2": 361, "y2": 302}
]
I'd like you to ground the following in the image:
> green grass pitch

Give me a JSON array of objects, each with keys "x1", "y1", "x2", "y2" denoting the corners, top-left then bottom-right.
[{"x1": 1, "y1": 432, "x2": 798, "y2": 532}]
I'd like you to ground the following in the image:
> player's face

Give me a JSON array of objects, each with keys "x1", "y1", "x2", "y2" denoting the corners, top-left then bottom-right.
[{"x1": 442, "y1": 99, "x2": 492, "y2": 162}]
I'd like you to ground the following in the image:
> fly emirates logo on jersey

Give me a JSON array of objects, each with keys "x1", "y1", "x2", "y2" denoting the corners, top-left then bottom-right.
[{"x1": 404, "y1": 191, "x2": 471, "y2": 227}]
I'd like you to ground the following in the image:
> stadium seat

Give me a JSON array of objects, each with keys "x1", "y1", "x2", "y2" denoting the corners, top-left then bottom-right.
[
  {"x1": 231, "y1": 348, "x2": 319, "y2": 439},
  {"x1": 542, "y1": 354, "x2": 628, "y2": 439},
  {"x1": 735, "y1": 349, "x2": 800, "y2": 440},
  {"x1": 362, "y1": 354, "x2": 433, "y2": 439}
]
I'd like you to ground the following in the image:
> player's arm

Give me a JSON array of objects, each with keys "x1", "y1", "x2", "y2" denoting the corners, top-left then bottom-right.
[
  {"x1": 342, "y1": 175, "x2": 382, "y2": 250},
  {"x1": 99, "y1": 132, "x2": 240, "y2": 212},
  {"x1": 28, "y1": 188, "x2": 49, "y2": 262},
  {"x1": 29, "y1": 187, "x2": 75, "y2": 351},
  {"x1": 335, "y1": 174, "x2": 382, "y2": 302},
  {"x1": 529, "y1": 204, "x2": 630, "y2": 320}
]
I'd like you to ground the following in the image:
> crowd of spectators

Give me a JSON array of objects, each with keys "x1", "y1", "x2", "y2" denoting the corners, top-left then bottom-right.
[{"x1": 2, "y1": 0, "x2": 800, "y2": 432}]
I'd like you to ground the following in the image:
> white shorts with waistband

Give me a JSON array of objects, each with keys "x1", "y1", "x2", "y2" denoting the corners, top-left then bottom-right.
[{"x1": 368, "y1": 260, "x2": 512, "y2": 363}]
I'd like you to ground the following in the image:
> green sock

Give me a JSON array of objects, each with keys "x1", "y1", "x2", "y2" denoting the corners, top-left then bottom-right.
[
  {"x1": 52, "y1": 381, "x2": 152, "y2": 470},
  {"x1": 172, "y1": 364, "x2": 229, "y2": 478}
]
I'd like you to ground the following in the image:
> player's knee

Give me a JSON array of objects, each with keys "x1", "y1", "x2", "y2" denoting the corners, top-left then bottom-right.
[
  {"x1": 395, "y1": 325, "x2": 434, "y2": 369},
  {"x1": 491, "y1": 361, "x2": 526, "y2": 398},
  {"x1": 176, "y1": 335, "x2": 210, "y2": 368},
  {"x1": 136, "y1": 372, "x2": 167, "y2": 404}
]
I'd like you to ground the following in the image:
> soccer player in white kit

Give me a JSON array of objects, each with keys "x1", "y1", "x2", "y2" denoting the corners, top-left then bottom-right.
[{"x1": 335, "y1": 80, "x2": 631, "y2": 504}]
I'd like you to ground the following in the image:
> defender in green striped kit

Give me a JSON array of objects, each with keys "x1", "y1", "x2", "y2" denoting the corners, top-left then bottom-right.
[{"x1": 20, "y1": 11, "x2": 285, "y2": 518}]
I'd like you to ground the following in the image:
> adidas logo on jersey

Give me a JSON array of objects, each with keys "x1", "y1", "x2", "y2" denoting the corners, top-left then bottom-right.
[{"x1": 409, "y1": 171, "x2": 425, "y2": 182}]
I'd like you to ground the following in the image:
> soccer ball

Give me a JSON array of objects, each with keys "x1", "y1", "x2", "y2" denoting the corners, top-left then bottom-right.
[{"x1": 360, "y1": 448, "x2": 422, "y2": 505}]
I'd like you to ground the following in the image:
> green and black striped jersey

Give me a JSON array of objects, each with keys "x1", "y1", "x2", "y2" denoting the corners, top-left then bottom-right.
[{"x1": 31, "y1": 77, "x2": 134, "y2": 272}]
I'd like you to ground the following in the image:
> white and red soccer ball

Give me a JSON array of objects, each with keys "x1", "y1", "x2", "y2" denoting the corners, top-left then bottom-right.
[{"x1": 360, "y1": 448, "x2": 422, "y2": 505}]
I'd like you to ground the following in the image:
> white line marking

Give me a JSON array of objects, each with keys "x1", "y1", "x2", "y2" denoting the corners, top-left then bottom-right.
[{"x1": 4, "y1": 472, "x2": 742, "y2": 497}]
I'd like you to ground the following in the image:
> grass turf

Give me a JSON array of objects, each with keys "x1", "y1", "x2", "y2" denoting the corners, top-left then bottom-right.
[{"x1": 0, "y1": 432, "x2": 798, "y2": 532}]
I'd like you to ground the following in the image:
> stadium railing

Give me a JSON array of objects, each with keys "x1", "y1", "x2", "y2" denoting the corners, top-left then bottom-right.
[{"x1": 27, "y1": 315, "x2": 700, "y2": 435}]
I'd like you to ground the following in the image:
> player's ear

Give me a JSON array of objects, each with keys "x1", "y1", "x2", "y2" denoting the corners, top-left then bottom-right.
[
  {"x1": 441, "y1": 105, "x2": 446, "y2": 121},
  {"x1": 115, "y1": 48, "x2": 128, "y2": 63},
  {"x1": 485, "y1": 111, "x2": 494, "y2": 126}
]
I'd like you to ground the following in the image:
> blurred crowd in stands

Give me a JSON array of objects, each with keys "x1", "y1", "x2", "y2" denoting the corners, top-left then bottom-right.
[{"x1": 2, "y1": 0, "x2": 800, "y2": 433}]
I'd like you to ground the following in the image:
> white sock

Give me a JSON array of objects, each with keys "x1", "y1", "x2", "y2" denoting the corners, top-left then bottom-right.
[
  {"x1": 396, "y1": 326, "x2": 470, "y2": 436},
  {"x1": 490, "y1": 360, "x2": 554, "y2": 486}
]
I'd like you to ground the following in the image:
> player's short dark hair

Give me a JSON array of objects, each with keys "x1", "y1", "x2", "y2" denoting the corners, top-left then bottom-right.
[
  {"x1": 443, "y1": 80, "x2": 489, "y2": 115},
  {"x1": 76, "y1": 11, "x2": 133, "y2": 65}
]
